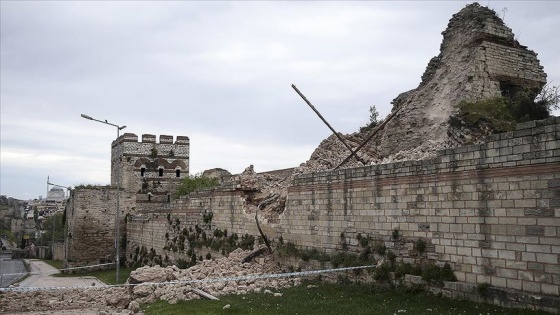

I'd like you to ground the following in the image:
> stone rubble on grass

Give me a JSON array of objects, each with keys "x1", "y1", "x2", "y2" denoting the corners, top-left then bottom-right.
[{"x1": 0, "y1": 248, "x2": 299, "y2": 314}]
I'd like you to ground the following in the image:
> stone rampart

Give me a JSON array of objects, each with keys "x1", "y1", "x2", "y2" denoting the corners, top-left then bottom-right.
[
  {"x1": 127, "y1": 117, "x2": 560, "y2": 298},
  {"x1": 64, "y1": 186, "x2": 136, "y2": 269},
  {"x1": 283, "y1": 117, "x2": 559, "y2": 296}
]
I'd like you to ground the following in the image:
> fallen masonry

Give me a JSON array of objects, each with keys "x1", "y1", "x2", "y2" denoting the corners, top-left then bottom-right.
[{"x1": 0, "y1": 249, "x2": 300, "y2": 314}]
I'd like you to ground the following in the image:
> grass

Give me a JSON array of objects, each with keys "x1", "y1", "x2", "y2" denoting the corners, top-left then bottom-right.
[
  {"x1": 42, "y1": 259, "x2": 63, "y2": 270},
  {"x1": 141, "y1": 281, "x2": 549, "y2": 315},
  {"x1": 39, "y1": 259, "x2": 135, "y2": 285},
  {"x1": 54, "y1": 266, "x2": 136, "y2": 285}
]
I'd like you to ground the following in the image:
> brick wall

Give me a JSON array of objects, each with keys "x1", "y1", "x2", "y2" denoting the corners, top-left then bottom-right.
[{"x1": 127, "y1": 117, "x2": 559, "y2": 297}]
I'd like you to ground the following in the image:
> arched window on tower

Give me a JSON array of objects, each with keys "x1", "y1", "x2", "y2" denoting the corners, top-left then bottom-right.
[
  {"x1": 176, "y1": 169, "x2": 181, "y2": 178},
  {"x1": 159, "y1": 168, "x2": 163, "y2": 177},
  {"x1": 140, "y1": 167, "x2": 146, "y2": 177}
]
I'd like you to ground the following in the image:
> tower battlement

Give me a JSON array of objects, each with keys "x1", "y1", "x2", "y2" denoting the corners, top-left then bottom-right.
[
  {"x1": 111, "y1": 133, "x2": 190, "y2": 196},
  {"x1": 113, "y1": 133, "x2": 190, "y2": 146}
]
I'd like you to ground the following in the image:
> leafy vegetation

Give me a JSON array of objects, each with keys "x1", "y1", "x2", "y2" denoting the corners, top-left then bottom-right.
[
  {"x1": 452, "y1": 84, "x2": 559, "y2": 133},
  {"x1": 175, "y1": 173, "x2": 219, "y2": 198},
  {"x1": 141, "y1": 280, "x2": 548, "y2": 315},
  {"x1": 276, "y1": 241, "x2": 373, "y2": 269},
  {"x1": 36, "y1": 212, "x2": 65, "y2": 245},
  {"x1": 42, "y1": 259, "x2": 63, "y2": 270},
  {"x1": 361, "y1": 105, "x2": 381, "y2": 132},
  {"x1": 452, "y1": 97, "x2": 516, "y2": 132}
]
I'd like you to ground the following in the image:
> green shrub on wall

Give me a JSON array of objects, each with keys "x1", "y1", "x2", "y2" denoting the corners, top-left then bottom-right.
[
  {"x1": 451, "y1": 85, "x2": 558, "y2": 133},
  {"x1": 175, "y1": 173, "x2": 218, "y2": 197}
]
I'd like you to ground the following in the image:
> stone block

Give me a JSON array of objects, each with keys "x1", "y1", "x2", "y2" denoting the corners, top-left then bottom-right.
[
  {"x1": 536, "y1": 253, "x2": 558, "y2": 264},
  {"x1": 541, "y1": 283, "x2": 559, "y2": 296},
  {"x1": 522, "y1": 281, "x2": 541, "y2": 293},
  {"x1": 524, "y1": 208, "x2": 554, "y2": 217},
  {"x1": 506, "y1": 278, "x2": 523, "y2": 290},
  {"x1": 527, "y1": 244, "x2": 552, "y2": 254}
]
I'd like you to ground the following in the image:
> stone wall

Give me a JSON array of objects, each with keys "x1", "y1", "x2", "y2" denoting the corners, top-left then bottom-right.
[
  {"x1": 127, "y1": 117, "x2": 560, "y2": 299},
  {"x1": 64, "y1": 186, "x2": 135, "y2": 268},
  {"x1": 282, "y1": 117, "x2": 559, "y2": 296}
]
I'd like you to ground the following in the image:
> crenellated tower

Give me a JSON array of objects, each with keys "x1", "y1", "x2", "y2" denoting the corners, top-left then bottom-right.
[{"x1": 111, "y1": 133, "x2": 189, "y2": 205}]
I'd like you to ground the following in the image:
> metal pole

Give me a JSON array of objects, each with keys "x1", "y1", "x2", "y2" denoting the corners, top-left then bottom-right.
[
  {"x1": 291, "y1": 84, "x2": 367, "y2": 165},
  {"x1": 81, "y1": 114, "x2": 126, "y2": 284},
  {"x1": 115, "y1": 127, "x2": 120, "y2": 284},
  {"x1": 334, "y1": 106, "x2": 402, "y2": 170}
]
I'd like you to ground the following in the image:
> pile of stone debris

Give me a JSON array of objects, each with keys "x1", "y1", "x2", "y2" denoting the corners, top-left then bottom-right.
[{"x1": 0, "y1": 248, "x2": 299, "y2": 314}]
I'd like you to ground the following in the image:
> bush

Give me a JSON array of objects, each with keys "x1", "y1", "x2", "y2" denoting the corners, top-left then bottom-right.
[
  {"x1": 373, "y1": 241, "x2": 386, "y2": 255},
  {"x1": 373, "y1": 261, "x2": 392, "y2": 281},
  {"x1": 175, "y1": 173, "x2": 218, "y2": 197},
  {"x1": 176, "y1": 259, "x2": 190, "y2": 269},
  {"x1": 421, "y1": 263, "x2": 457, "y2": 285},
  {"x1": 213, "y1": 229, "x2": 224, "y2": 238},
  {"x1": 453, "y1": 84, "x2": 558, "y2": 133},
  {"x1": 392, "y1": 228, "x2": 400, "y2": 240},
  {"x1": 395, "y1": 262, "x2": 422, "y2": 279},
  {"x1": 477, "y1": 282, "x2": 491, "y2": 299},
  {"x1": 414, "y1": 239, "x2": 426, "y2": 254}
]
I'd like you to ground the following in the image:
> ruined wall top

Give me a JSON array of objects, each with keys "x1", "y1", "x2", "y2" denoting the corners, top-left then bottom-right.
[
  {"x1": 296, "y1": 3, "x2": 549, "y2": 174},
  {"x1": 380, "y1": 2, "x2": 547, "y2": 155},
  {"x1": 113, "y1": 133, "x2": 189, "y2": 147}
]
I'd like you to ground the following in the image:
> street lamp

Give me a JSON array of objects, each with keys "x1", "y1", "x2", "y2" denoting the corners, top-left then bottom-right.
[
  {"x1": 47, "y1": 177, "x2": 69, "y2": 246},
  {"x1": 81, "y1": 113, "x2": 126, "y2": 283}
]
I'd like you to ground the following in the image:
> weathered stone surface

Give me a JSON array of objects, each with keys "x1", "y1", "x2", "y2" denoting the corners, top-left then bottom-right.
[{"x1": 128, "y1": 265, "x2": 177, "y2": 284}]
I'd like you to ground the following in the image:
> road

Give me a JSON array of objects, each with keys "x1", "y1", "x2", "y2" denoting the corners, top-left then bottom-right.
[{"x1": 0, "y1": 252, "x2": 26, "y2": 288}]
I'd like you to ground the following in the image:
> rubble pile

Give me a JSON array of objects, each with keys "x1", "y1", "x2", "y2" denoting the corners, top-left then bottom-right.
[
  {"x1": 127, "y1": 248, "x2": 299, "y2": 305},
  {"x1": 0, "y1": 286, "x2": 131, "y2": 314},
  {"x1": 0, "y1": 249, "x2": 298, "y2": 314}
]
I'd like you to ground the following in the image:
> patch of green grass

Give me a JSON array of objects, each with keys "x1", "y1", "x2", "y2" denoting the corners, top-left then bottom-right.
[
  {"x1": 453, "y1": 97, "x2": 516, "y2": 132},
  {"x1": 55, "y1": 267, "x2": 135, "y2": 285},
  {"x1": 42, "y1": 259, "x2": 63, "y2": 270},
  {"x1": 141, "y1": 281, "x2": 548, "y2": 315}
]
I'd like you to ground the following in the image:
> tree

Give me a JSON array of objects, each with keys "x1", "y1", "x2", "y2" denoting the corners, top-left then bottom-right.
[
  {"x1": 369, "y1": 105, "x2": 380, "y2": 127},
  {"x1": 361, "y1": 105, "x2": 381, "y2": 132},
  {"x1": 535, "y1": 84, "x2": 560, "y2": 112},
  {"x1": 38, "y1": 212, "x2": 64, "y2": 244}
]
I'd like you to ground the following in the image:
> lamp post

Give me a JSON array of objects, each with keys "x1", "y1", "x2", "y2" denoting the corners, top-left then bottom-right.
[
  {"x1": 81, "y1": 114, "x2": 126, "y2": 283},
  {"x1": 46, "y1": 177, "x2": 69, "y2": 246}
]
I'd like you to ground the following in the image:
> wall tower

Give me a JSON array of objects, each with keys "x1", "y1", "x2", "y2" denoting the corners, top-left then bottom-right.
[{"x1": 111, "y1": 133, "x2": 189, "y2": 206}]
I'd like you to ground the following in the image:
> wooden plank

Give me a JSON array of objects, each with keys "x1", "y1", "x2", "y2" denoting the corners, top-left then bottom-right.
[{"x1": 190, "y1": 288, "x2": 219, "y2": 300}]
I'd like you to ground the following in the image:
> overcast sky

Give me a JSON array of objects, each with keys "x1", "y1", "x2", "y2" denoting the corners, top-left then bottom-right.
[{"x1": 1, "y1": 1, "x2": 559, "y2": 200}]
